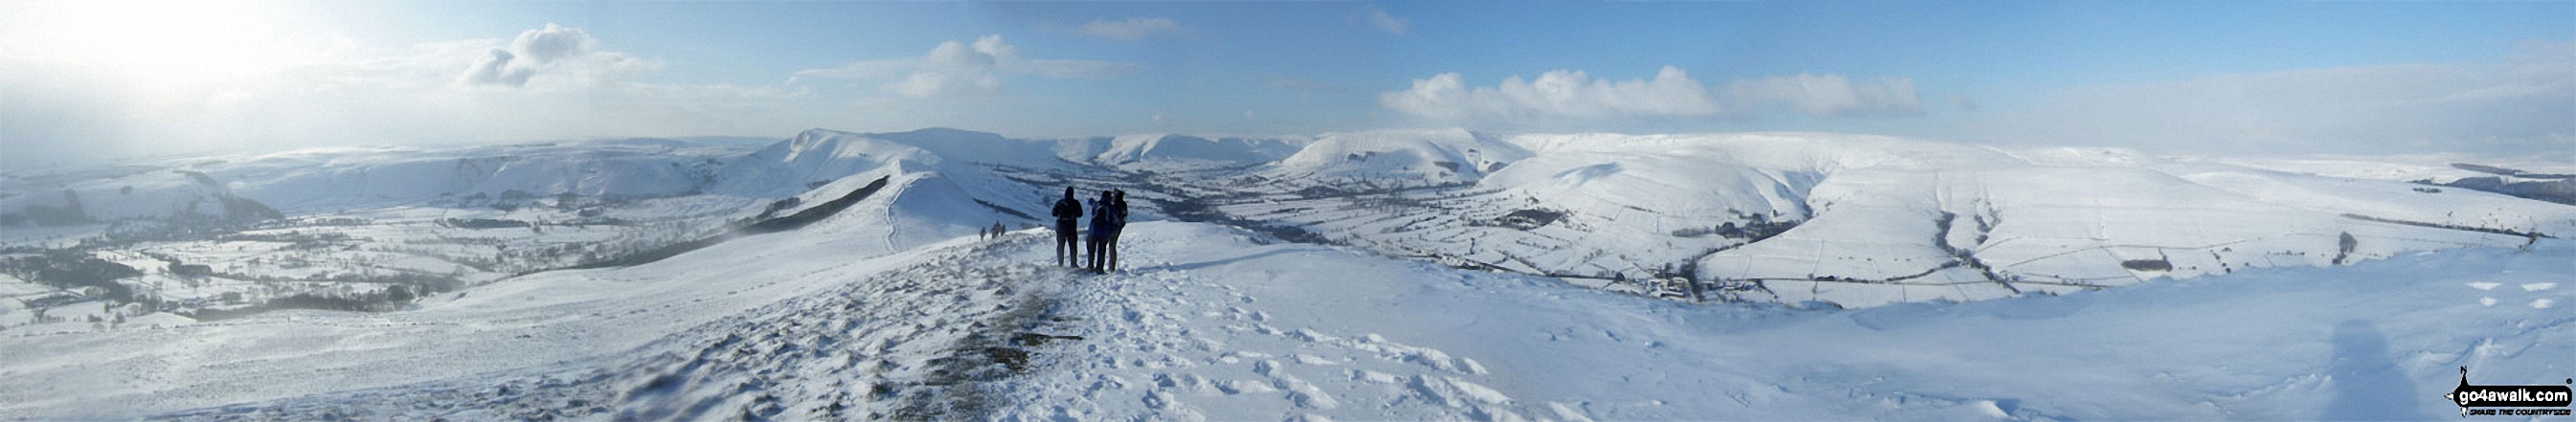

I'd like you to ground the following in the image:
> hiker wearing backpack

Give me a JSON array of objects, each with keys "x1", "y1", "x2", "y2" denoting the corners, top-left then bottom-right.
[
  {"x1": 1104, "y1": 189, "x2": 1129, "y2": 272},
  {"x1": 1051, "y1": 188, "x2": 1083, "y2": 267},
  {"x1": 1086, "y1": 190, "x2": 1117, "y2": 274}
]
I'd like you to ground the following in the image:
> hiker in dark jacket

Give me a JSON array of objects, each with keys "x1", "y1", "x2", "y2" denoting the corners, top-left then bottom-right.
[
  {"x1": 1051, "y1": 188, "x2": 1083, "y2": 267},
  {"x1": 1086, "y1": 190, "x2": 1116, "y2": 273},
  {"x1": 1104, "y1": 189, "x2": 1129, "y2": 272}
]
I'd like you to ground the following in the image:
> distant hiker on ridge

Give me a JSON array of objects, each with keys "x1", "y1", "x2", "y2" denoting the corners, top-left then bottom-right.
[
  {"x1": 1051, "y1": 187, "x2": 1084, "y2": 267},
  {"x1": 992, "y1": 221, "x2": 1007, "y2": 239}
]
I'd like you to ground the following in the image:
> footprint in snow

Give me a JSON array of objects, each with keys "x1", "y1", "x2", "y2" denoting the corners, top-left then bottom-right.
[{"x1": 1215, "y1": 379, "x2": 1277, "y2": 394}]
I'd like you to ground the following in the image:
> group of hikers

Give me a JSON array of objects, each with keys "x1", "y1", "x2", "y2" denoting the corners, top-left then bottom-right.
[
  {"x1": 970, "y1": 187, "x2": 1130, "y2": 274},
  {"x1": 1051, "y1": 187, "x2": 1128, "y2": 274},
  {"x1": 976, "y1": 221, "x2": 1006, "y2": 240}
]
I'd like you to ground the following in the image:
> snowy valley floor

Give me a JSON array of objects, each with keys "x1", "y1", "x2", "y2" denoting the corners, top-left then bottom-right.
[{"x1": 4, "y1": 222, "x2": 2571, "y2": 420}]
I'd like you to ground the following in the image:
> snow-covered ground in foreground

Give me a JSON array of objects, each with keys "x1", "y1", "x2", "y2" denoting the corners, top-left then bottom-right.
[
  {"x1": 993, "y1": 223, "x2": 2572, "y2": 420},
  {"x1": 5, "y1": 221, "x2": 2564, "y2": 419}
]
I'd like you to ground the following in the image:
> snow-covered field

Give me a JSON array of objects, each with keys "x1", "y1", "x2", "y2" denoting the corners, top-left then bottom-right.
[{"x1": 1, "y1": 128, "x2": 2568, "y2": 419}]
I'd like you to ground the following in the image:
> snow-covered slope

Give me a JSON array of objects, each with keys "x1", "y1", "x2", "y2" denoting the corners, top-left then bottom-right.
[
  {"x1": 0, "y1": 170, "x2": 955, "y2": 417},
  {"x1": 1092, "y1": 134, "x2": 1306, "y2": 169},
  {"x1": 1699, "y1": 147, "x2": 2573, "y2": 307},
  {"x1": 711, "y1": 130, "x2": 939, "y2": 198},
  {"x1": 1270, "y1": 128, "x2": 1530, "y2": 185},
  {"x1": 713, "y1": 127, "x2": 1123, "y2": 226},
  {"x1": 983, "y1": 223, "x2": 2571, "y2": 420},
  {"x1": 709, "y1": 128, "x2": 1079, "y2": 251}
]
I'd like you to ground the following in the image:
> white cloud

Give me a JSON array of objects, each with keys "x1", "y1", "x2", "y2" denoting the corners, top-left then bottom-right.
[
  {"x1": 792, "y1": 34, "x2": 1141, "y2": 99},
  {"x1": 1079, "y1": 17, "x2": 1180, "y2": 41},
  {"x1": 1358, "y1": 6, "x2": 1409, "y2": 35},
  {"x1": 1378, "y1": 66, "x2": 1928, "y2": 125},
  {"x1": 1970, "y1": 39, "x2": 2575, "y2": 155},
  {"x1": 1380, "y1": 66, "x2": 1721, "y2": 123},
  {"x1": 1725, "y1": 74, "x2": 1924, "y2": 117},
  {"x1": 512, "y1": 23, "x2": 590, "y2": 64},
  {"x1": 456, "y1": 24, "x2": 654, "y2": 88},
  {"x1": 1948, "y1": 94, "x2": 1979, "y2": 111},
  {"x1": 459, "y1": 49, "x2": 534, "y2": 86}
]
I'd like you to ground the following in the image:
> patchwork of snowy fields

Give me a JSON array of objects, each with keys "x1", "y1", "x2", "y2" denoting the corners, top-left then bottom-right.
[{"x1": 2, "y1": 128, "x2": 2568, "y2": 419}]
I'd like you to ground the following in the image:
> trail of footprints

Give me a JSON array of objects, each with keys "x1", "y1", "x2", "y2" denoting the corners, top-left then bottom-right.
[
  {"x1": 162, "y1": 236, "x2": 1076, "y2": 421},
  {"x1": 1004, "y1": 267, "x2": 1569, "y2": 422},
  {"x1": 155, "y1": 235, "x2": 1576, "y2": 421}
]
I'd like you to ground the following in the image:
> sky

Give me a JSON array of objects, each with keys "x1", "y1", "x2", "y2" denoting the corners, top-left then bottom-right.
[{"x1": 1, "y1": 0, "x2": 2569, "y2": 168}]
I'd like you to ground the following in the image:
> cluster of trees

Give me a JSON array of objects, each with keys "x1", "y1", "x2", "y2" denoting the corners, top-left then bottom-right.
[
  {"x1": 438, "y1": 217, "x2": 534, "y2": 230},
  {"x1": 1671, "y1": 211, "x2": 1799, "y2": 241},
  {"x1": 269, "y1": 285, "x2": 418, "y2": 312},
  {"x1": 1491, "y1": 209, "x2": 1565, "y2": 230},
  {"x1": 179, "y1": 282, "x2": 434, "y2": 321},
  {"x1": 0, "y1": 251, "x2": 141, "y2": 302}
]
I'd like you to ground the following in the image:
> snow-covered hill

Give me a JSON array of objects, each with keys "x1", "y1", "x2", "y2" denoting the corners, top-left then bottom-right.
[
  {"x1": 1181, "y1": 130, "x2": 2572, "y2": 306},
  {"x1": 1271, "y1": 128, "x2": 1529, "y2": 185}
]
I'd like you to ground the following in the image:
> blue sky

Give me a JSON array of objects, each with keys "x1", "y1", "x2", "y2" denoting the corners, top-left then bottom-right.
[{"x1": 1, "y1": 0, "x2": 2569, "y2": 167}]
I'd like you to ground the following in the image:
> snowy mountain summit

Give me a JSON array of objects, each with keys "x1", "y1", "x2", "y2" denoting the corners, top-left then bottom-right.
[{"x1": 2, "y1": 128, "x2": 2569, "y2": 420}]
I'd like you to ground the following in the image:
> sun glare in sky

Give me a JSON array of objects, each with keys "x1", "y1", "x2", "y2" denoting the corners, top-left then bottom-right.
[{"x1": 12, "y1": 1, "x2": 320, "y2": 100}]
